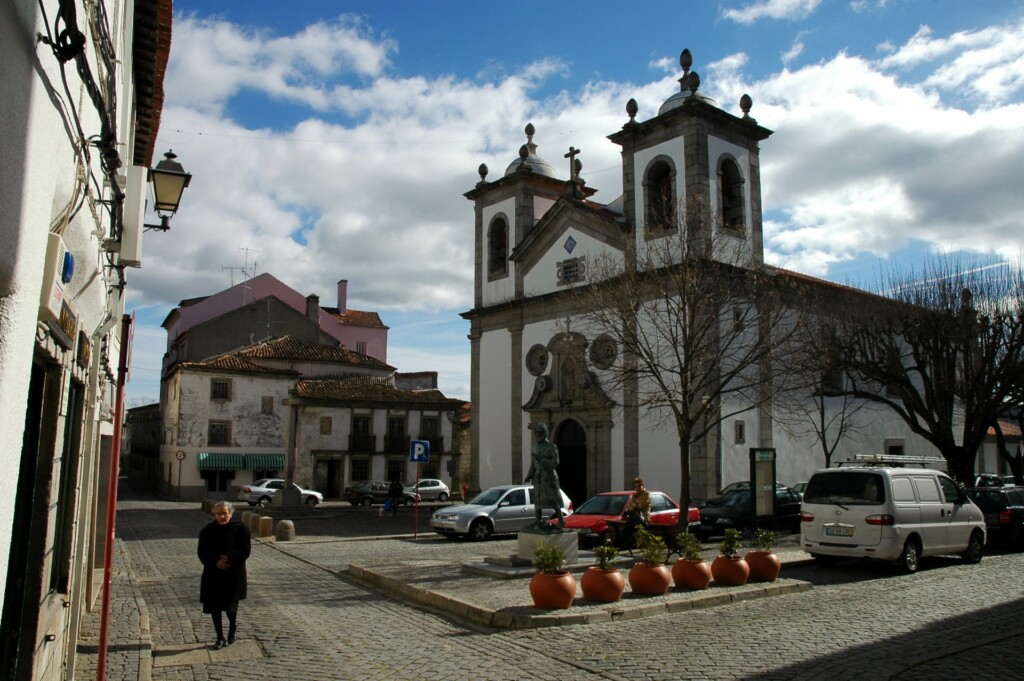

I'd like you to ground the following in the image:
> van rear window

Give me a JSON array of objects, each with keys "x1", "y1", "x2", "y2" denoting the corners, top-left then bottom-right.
[{"x1": 803, "y1": 472, "x2": 886, "y2": 505}]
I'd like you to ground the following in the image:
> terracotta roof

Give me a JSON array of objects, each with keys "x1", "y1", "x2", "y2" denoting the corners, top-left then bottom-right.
[
  {"x1": 321, "y1": 307, "x2": 388, "y2": 328},
  {"x1": 234, "y1": 336, "x2": 394, "y2": 370},
  {"x1": 175, "y1": 355, "x2": 298, "y2": 376},
  {"x1": 986, "y1": 421, "x2": 1023, "y2": 438},
  {"x1": 293, "y1": 378, "x2": 459, "y2": 405}
]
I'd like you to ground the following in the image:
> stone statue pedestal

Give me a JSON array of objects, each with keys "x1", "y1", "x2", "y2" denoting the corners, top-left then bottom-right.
[{"x1": 517, "y1": 527, "x2": 578, "y2": 566}]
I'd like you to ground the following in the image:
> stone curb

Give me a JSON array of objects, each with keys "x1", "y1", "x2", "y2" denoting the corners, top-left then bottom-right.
[{"x1": 347, "y1": 562, "x2": 812, "y2": 629}]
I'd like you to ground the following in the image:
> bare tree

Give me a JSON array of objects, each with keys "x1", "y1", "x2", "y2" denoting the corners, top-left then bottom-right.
[
  {"x1": 563, "y1": 200, "x2": 806, "y2": 512},
  {"x1": 823, "y1": 255, "x2": 1024, "y2": 483},
  {"x1": 774, "y1": 318, "x2": 877, "y2": 469}
]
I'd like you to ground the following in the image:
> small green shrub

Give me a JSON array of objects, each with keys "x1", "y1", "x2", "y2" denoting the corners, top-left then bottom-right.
[
  {"x1": 750, "y1": 528, "x2": 777, "y2": 552},
  {"x1": 634, "y1": 526, "x2": 667, "y2": 566},
  {"x1": 533, "y1": 540, "x2": 566, "y2": 574},
  {"x1": 719, "y1": 528, "x2": 743, "y2": 558},
  {"x1": 675, "y1": 532, "x2": 704, "y2": 561},
  {"x1": 593, "y1": 542, "x2": 619, "y2": 570}
]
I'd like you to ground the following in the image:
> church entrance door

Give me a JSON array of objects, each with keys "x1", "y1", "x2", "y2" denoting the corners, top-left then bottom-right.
[{"x1": 554, "y1": 419, "x2": 587, "y2": 509}]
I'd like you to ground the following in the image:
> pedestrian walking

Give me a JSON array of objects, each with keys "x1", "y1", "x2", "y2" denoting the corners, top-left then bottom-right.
[
  {"x1": 198, "y1": 500, "x2": 251, "y2": 649},
  {"x1": 389, "y1": 478, "x2": 403, "y2": 516}
]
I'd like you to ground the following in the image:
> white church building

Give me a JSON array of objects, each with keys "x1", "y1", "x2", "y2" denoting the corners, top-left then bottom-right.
[{"x1": 462, "y1": 50, "x2": 935, "y2": 508}]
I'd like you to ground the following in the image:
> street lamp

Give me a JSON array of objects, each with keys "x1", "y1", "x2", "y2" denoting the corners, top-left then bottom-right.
[{"x1": 145, "y1": 150, "x2": 192, "y2": 231}]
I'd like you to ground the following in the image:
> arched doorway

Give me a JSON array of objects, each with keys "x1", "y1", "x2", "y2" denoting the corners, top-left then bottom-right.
[{"x1": 554, "y1": 419, "x2": 587, "y2": 508}]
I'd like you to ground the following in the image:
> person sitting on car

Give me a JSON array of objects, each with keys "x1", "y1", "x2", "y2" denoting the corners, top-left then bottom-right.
[{"x1": 626, "y1": 477, "x2": 652, "y2": 523}]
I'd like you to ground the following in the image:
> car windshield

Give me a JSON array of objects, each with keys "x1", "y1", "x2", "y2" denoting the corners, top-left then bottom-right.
[
  {"x1": 803, "y1": 472, "x2": 886, "y2": 505},
  {"x1": 575, "y1": 494, "x2": 628, "y2": 515},
  {"x1": 720, "y1": 490, "x2": 750, "y2": 508},
  {"x1": 469, "y1": 488, "x2": 508, "y2": 506}
]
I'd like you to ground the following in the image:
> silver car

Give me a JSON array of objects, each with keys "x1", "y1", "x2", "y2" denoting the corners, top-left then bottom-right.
[
  {"x1": 404, "y1": 478, "x2": 451, "y2": 502},
  {"x1": 430, "y1": 484, "x2": 572, "y2": 541},
  {"x1": 237, "y1": 478, "x2": 323, "y2": 507}
]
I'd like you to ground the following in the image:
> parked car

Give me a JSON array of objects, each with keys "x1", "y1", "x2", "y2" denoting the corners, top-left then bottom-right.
[
  {"x1": 965, "y1": 486, "x2": 1024, "y2": 548},
  {"x1": 697, "y1": 486, "x2": 802, "y2": 540},
  {"x1": 430, "y1": 484, "x2": 572, "y2": 541},
  {"x1": 344, "y1": 480, "x2": 418, "y2": 507},
  {"x1": 792, "y1": 481, "x2": 807, "y2": 497},
  {"x1": 559, "y1": 490, "x2": 699, "y2": 546},
  {"x1": 702, "y1": 480, "x2": 787, "y2": 507},
  {"x1": 974, "y1": 473, "x2": 1005, "y2": 488},
  {"x1": 404, "y1": 478, "x2": 450, "y2": 502},
  {"x1": 237, "y1": 478, "x2": 323, "y2": 507},
  {"x1": 1002, "y1": 475, "x2": 1020, "y2": 486},
  {"x1": 799, "y1": 466, "x2": 986, "y2": 572}
]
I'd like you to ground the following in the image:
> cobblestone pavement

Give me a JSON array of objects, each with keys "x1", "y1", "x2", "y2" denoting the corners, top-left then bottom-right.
[{"x1": 77, "y1": 483, "x2": 1024, "y2": 680}]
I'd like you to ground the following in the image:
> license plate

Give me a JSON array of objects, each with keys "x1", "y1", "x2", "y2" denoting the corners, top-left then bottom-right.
[{"x1": 824, "y1": 526, "x2": 854, "y2": 537}]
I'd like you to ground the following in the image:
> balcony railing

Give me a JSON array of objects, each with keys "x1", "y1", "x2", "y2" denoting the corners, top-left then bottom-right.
[
  {"x1": 349, "y1": 433, "x2": 376, "y2": 453},
  {"x1": 384, "y1": 434, "x2": 410, "y2": 454}
]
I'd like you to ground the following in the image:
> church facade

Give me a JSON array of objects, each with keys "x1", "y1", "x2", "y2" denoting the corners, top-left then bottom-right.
[{"x1": 462, "y1": 50, "x2": 934, "y2": 508}]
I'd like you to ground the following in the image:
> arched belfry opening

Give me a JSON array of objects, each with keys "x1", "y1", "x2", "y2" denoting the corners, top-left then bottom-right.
[{"x1": 553, "y1": 419, "x2": 587, "y2": 508}]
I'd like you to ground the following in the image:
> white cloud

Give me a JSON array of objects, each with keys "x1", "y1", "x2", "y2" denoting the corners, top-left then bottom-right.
[
  {"x1": 721, "y1": 0, "x2": 824, "y2": 25},
  {"x1": 128, "y1": 12, "x2": 1024, "y2": 403}
]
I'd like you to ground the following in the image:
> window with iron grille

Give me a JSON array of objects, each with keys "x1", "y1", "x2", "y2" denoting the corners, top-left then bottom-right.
[
  {"x1": 208, "y1": 420, "x2": 231, "y2": 446},
  {"x1": 557, "y1": 256, "x2": 586, "y2": 286},
  {"x1": 386, "y1": 458, "x2": 404, "y2": 483},
  {"x1": 356, "y1": 341, "x2": 367, "y2": 355},
  {"x1": 351, "y1": 458, "x2": 370, "y2": 481},
  {"x1": 210, "y1": 379, "x2": 231, "y2": 401}
]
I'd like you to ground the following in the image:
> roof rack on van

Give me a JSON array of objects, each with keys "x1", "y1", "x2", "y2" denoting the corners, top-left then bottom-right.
[{"x1": 838, "y1": 454, "x2": 947, "y2": 468}]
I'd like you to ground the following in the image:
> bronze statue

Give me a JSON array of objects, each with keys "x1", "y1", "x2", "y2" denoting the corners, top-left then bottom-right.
[{"x1": 524, "y1": 423, "x2": 566, "y2": 531}]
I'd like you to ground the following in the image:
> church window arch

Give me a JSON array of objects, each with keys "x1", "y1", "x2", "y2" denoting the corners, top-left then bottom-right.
[
  {"x1": 643, "y1": 157, "x2": 677, "y2": 235},
  {"x1": 487, "y1": 214, "x2": 509, "y2": 279},
  {"x1": 718, "y1": 156, "x2": 746, "y2": 233}
]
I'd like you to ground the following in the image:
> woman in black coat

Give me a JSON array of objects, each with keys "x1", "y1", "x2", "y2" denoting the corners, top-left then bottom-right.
[{"x1": 198, "y1": 500, "x2": 251, "y2": 648}]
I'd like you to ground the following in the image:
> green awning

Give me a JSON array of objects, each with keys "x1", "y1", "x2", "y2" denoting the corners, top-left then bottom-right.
[
  {"x1": 197, "y1": 452, "x2": 247, "y2": 470},
  {"x1": 245, "y1": 453, "x2": 285, "y2": 471}
]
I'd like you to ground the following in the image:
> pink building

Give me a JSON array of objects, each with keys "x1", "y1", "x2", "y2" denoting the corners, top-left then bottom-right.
[{"x1": 161, "y1": 274, "x2": 388, "y2": 374}]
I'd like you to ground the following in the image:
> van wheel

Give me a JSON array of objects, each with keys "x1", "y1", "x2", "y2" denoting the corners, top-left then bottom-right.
[
  {"x1": 961, "y1": 531, "x2": 984, "y2": 564},
  {"x1": 897, "y1": 538, "x2": 921, "y2": 574}
]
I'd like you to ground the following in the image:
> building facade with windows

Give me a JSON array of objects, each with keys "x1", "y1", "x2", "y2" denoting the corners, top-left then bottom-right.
[
  {"x1": 0, "y1": 1, "x2": 172, "y2": 677},
  {"x1": 158, "y1": 336, "x2": 462, "y2": 500},
  {"x1": 463, "y1": 51, "x2": 935, "y2": 509}
]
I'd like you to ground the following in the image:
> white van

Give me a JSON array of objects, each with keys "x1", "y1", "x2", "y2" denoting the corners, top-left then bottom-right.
[{"x1": 799, "y1": 467, "x2": 986, "y2": 573}]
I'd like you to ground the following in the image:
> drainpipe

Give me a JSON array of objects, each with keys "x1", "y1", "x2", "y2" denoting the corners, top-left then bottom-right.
[{"x1": 96, "y1": 313, "x2": 131, "y2": 681}]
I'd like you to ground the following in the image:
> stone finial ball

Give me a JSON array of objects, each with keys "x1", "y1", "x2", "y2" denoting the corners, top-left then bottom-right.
[
  {"x1": 478, "y1": 163, "x2": 488, "y2": 180},
  {"x1": 525, "y1": 122, "x2": 535, "y2": 137},
  {"x1": 681, "y1": 49, "x2": 693, "y2": 70},
  {"x1": 626, "y1": 98, "x2": 638, "y2": 118}
]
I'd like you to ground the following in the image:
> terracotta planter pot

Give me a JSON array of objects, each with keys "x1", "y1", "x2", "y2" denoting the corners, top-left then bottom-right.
[
  {"x1": 529, "y1": 570, "x2": 577, "y2": 609},
  {"x1": 744, "y1": 550, "x2": 781, "y2": 582},
  {"x1": 580, "y1": 567, "x2": 626, "y2": 603},
  {"x1": 710, "y1": 555, "x2": 750, "y2": 586},
  {"x1": 628, "y1": 563, "x2": 672, "y2": 595},
  {"x1": 671, "y1": 558, "x2": 712, "y2": 590}
]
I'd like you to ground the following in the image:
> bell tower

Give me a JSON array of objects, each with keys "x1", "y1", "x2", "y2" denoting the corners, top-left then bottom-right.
[{"x1": 608, "y1": 49, "x2": 773, "y2": 263}]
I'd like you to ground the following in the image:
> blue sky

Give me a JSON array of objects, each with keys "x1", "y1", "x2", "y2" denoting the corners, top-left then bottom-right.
[{"x1": 124, "y1": 0, "x2": 1024, "y2": 405}]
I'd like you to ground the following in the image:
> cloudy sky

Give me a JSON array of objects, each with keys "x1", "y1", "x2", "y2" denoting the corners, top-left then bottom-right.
[{"x1": 124, "y1": 0, "x2": 1024, "y2": 405}]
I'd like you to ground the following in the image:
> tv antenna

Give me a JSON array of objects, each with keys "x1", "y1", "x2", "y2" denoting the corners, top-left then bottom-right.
[{"x1": 222, "y1": 247, "x2": 260, "y2": 287}]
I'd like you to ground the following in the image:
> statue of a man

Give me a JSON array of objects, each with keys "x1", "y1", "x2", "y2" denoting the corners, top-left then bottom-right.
[{"x1": 524, "y1": 423, "x2": 566, "y2": 531}]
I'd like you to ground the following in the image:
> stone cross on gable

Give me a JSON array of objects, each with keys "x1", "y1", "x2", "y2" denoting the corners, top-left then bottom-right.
[{"x1": 564, "y1": 146, "x2": 580, "y2": 180}]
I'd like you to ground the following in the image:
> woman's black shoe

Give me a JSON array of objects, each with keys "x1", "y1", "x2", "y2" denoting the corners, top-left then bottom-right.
[
  {"x1": 227, "y1": 633, "x2": 235, "y2": 645},
  {"x1": 214, "y1": 639, "x2": 227, "y2": 650}
]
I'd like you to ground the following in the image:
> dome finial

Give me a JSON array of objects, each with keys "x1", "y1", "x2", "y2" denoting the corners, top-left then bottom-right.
[
  {"x1": 626, "y1": 97, "x2": 638, "y2": 125},
  {"x1": 739, "y1": 94, "x2": 756, "y2": 123}
]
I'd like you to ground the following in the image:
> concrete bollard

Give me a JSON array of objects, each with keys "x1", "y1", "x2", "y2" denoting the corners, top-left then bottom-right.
[
  {"x1": 248, "y1": 513, "x2": 262, "y2": 535},
  {"x1": 275, "y1": 519, "x2": 295, "y2": 542},
  {"x1": 241, "y1": 511, "x2": 252, "y2": 526},
  {"x1": 259, "y1": 516, "x2": 273, "y2": 538}
]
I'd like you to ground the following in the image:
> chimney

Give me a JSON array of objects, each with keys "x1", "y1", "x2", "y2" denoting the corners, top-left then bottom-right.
[
  {"x1": 306, "y1": 294, "x2": 320, "y2": 322},
  {"x1": 337, "y1": 279, "x2": 348, "y2": 311}
]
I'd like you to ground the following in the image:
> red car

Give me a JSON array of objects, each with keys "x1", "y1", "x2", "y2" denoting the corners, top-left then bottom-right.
[{"x1": 556, "y1": 490, "x2": 699, "y2": 546}]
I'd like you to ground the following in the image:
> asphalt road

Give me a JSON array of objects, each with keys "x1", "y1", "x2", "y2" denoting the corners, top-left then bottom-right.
[{"x1": 76, "y1": 486, "x2": 1024, "y2": 680}]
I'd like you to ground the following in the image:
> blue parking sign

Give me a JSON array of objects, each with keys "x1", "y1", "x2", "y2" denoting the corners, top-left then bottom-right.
[{"x1": 409, "y1": 439, "x2": 430, "y2": 463}]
